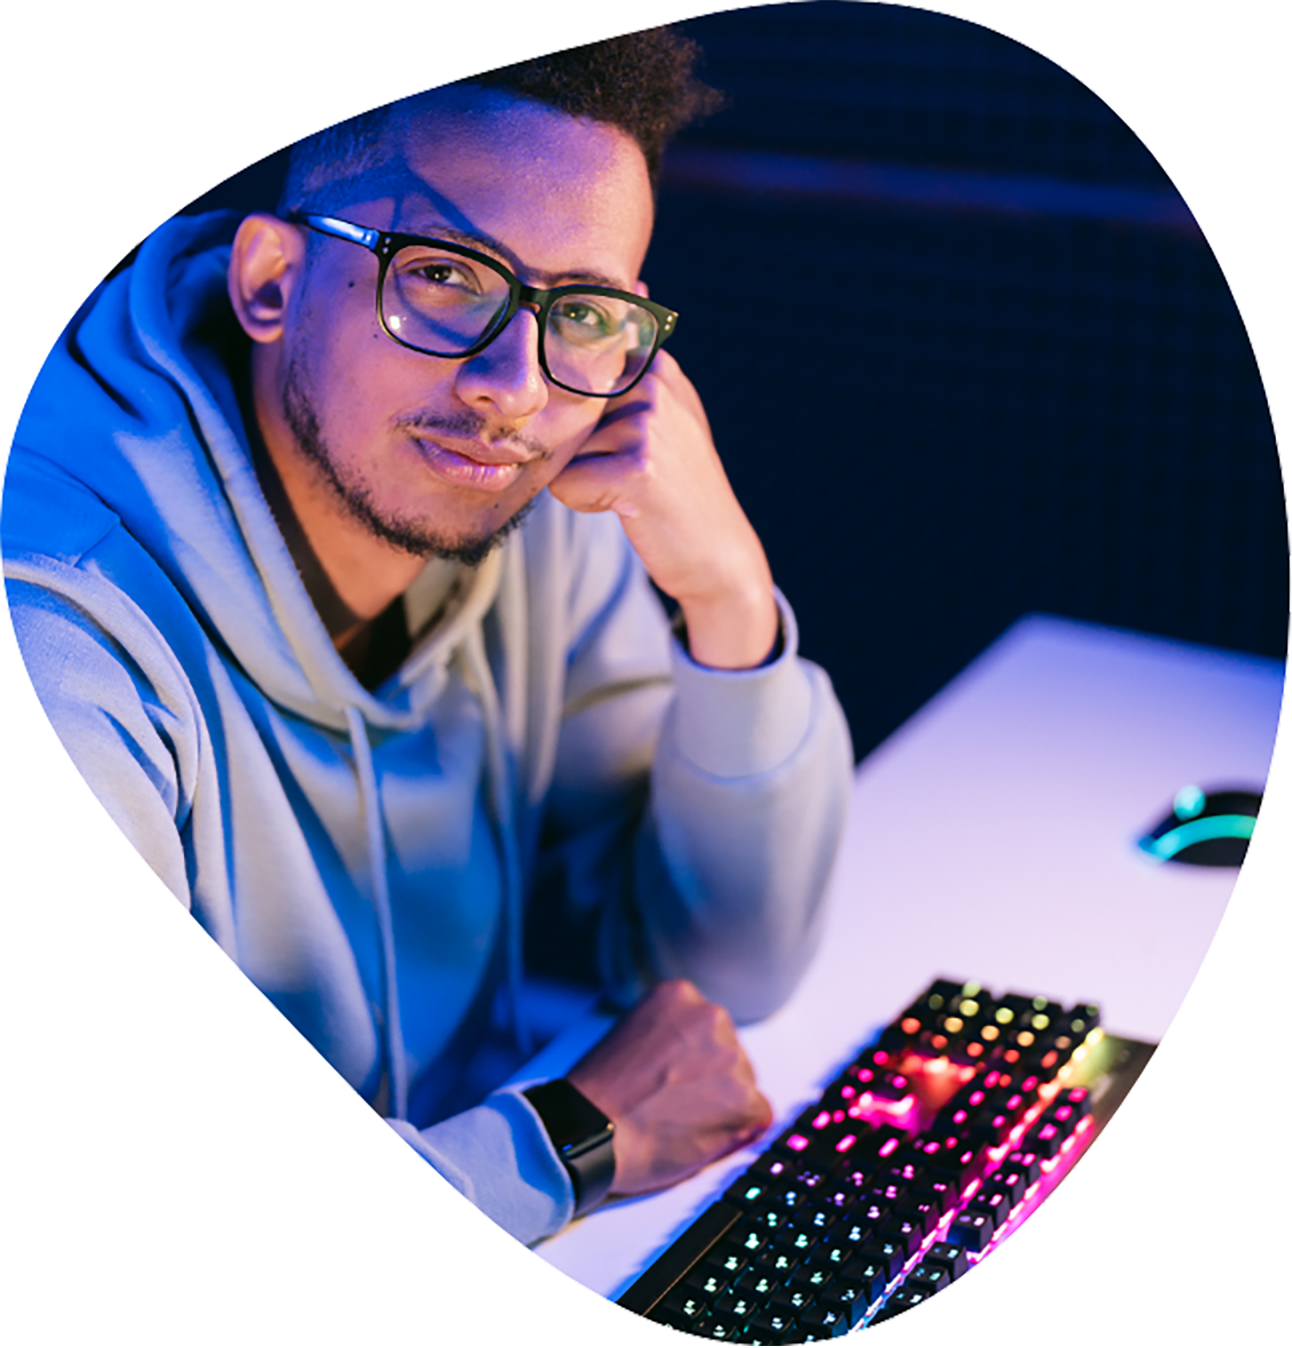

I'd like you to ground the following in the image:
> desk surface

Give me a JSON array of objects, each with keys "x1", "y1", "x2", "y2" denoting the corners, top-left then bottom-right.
[{"x1": 532, "y1": 614, "x2": 1285, "y2": 1300}]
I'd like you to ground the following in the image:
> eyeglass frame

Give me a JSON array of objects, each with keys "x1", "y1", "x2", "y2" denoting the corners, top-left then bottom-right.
[{"x1": 289, "y1": 213, "x2": 679, "y2": 399}]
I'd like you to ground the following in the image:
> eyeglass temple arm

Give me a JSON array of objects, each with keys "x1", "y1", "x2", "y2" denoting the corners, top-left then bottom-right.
[{"x1": 295, "y1": 214, "x2": 381, "y2": 251}]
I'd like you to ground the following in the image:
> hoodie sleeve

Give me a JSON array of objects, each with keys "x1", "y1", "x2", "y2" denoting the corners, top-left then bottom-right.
[
  {"x1": 535, "y1": 514, "x2": 854, "y2": 1026},
  {"x1": 386, "y1": 1090, "x2": 576, "y2": 1245}
]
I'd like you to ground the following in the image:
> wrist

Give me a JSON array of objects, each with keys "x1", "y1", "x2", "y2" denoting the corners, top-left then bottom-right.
[
  {"x1": 522, "y1": 1079, "x2": 617, "y2": 1218},
  {"x1": 678, "y1": 580, "x2": 780, "y2": 670}
]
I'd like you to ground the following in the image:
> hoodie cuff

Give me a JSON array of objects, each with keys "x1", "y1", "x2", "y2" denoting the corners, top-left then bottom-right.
[
  {"x1": 668, "y1": 587, "x2": 814, "y2": 780},
  {"x1": 388, "y1": 1088, "x2": 575, "y2": 1246}
]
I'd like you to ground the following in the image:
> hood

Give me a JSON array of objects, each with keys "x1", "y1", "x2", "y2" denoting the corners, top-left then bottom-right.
[{"x1": 5, "y1": 210, "x2": 501, "y2": 733}]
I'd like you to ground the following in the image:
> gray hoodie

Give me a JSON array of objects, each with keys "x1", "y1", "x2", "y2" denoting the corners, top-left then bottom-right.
[{"x1": 2, "y1": 211, "x2": 853, "y2": 1243}]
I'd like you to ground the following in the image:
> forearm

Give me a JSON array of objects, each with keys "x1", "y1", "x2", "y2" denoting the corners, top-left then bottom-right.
[{"x1": 633, "y1": 598, "x2": 854, "y2": 1023}]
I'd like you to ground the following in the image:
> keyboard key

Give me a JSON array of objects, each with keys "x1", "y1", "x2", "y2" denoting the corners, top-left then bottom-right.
[
  {"x1": 876, "y1": 1215, "x2": 923, "y2": 1260},
  {"x1": 735, "y1": 1269, "x2": 778, "y2": 1299},
  {"x1": 975, "y1": 1180, "x2": 1017, "y2": 1220},
  {"x1": 1003, "y1": 1148, "x2": 1042, "y2": 1187},
  {"x1": 923, "y1": 1241, "x2": 970, "y2": 1280},
  {"x1": 749, "y1": 1307, "x2": 797, "y2": 1339},
  {"x1": 686, "y1": 1269, "x2": 730, "y2": 1300},
  {"x1": 661, "y1": 1287, "x2": 709, "y2": 1323},
  {"x1": 788, "y1": 1264, "x2": 835, "y2": 1294},
  {"x1": 817, "y1": 1286, "x2": 869, "y2": 1331},
  {"x1": 858, "y1": 1238, "x2": 905, "y2": 1281},
  {"x1": 769, "y1": 1286, "x2": 814, "y2": 1316},
  {"x1": 706, "y1": 1243, "x2": 751, "y2": 1278},
  {"x1": 773, "y1": 1227, "x2": 817, "y2": 1257},
  {"x1": 904, "y1": 1263, "x2": 953, "y2": 1295},
  {"x1": 714, "y1": 1290, "x2": 760, "y2": 1320},
  {"x1": 702, "y1": 1314, "x2": 742, "y2": 1340},
  {"x1": 947, "y1": 1207, "x2": 995, "y2": 1252},
  {"x1": 797, "y1": 1304, "x2": 849, "y2": 1337},
  {"x1": 835, "y1": 1255, "x2": 887, "y2": 1304},
  {"x1": 871, "y1": 1286, "x2": 932, "y2": 1322}
]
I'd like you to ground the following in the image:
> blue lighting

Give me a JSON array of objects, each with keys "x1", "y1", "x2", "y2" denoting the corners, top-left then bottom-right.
[
  {"x1": 1173, "y1": 784, "x2": 1206, "y2": 820},
  {"x1": 1139, "y1": 814, "x2": 1256, "y2": 862}
]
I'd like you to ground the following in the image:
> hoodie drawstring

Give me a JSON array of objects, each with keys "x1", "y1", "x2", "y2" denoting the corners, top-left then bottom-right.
[
  {"x1": 457, "y1": 627, "x2": 532, "y2": 1058},
  {"x1": 345, "y1": 705, "x2": 409, "y2": 1121}
]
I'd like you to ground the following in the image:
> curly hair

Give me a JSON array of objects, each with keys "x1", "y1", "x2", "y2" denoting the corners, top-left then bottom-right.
[
  {"x1": 469, "y1": 28, "x2": 722, "y2": 180},
  {"x1": 278, "y1": 28, "x2": 721, "y2": 216}
]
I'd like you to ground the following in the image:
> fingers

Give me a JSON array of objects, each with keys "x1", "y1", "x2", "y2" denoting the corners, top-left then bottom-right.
[{"x1": 566, "y1": 979, "x2": 773, "y2": 1197}]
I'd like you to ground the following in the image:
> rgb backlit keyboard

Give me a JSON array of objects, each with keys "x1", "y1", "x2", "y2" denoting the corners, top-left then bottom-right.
[{"x1": 618, "y1": 978, "x2": 1153, "y2": 1340}]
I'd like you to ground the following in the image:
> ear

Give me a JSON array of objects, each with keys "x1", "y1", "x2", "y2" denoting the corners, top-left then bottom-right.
[{"x1": 227, "y1": 213, "x2": 307, "y2": 344}]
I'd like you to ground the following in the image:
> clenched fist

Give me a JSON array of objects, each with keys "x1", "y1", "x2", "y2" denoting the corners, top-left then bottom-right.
[{"x1": 566, "y1": 979, "x2": 774, "y2": 1196}]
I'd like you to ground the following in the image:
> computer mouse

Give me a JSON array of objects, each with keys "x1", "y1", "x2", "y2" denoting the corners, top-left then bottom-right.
[{"x1": 1138, "y1": 784, "x2": 1262, "y2": 867}]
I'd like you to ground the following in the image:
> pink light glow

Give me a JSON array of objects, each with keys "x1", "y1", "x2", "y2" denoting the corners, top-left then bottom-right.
[
  {"x1": 879, "y1": 1137, "x2": 899, "y2": 1158},
  {"x1": 874, "y1": 1051, "x2": 890, "y2": 1066},
  {"x1": 962, "y1": 1179, "x2": 981, "y2": 1200},
  {"x1": 787, "y1": 1134, "x2": 809, "y2": 1152},
  {"x1": 841, "y1": 1086, "x2": 855, "y2": 1099},
  {"x1": 1076, "y1": 1117, "x2": 1093, "y2": 1135},
  {"x1": 836, "y1": 1134, "x2": 857, "y2": 1154}
]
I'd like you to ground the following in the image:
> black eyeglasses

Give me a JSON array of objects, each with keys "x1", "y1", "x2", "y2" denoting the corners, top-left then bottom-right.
[{"x1": 291, "y1": 214, "x2": 679, "y2": 398}]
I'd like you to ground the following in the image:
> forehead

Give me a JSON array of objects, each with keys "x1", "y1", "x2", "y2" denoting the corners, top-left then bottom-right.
[{"x1": 331, "y1": 89, "x2": 655, "y2": 287}]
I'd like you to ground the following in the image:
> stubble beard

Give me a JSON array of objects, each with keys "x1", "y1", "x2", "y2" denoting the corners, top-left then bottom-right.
[{"x1": 281, "y1": 354, "x2": 537, "y2": 567}]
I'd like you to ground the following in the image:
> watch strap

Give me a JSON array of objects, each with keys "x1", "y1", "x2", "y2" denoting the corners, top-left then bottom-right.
[{"x1": 522, "y1": 1079, "x2": 616, "y2": 1218}]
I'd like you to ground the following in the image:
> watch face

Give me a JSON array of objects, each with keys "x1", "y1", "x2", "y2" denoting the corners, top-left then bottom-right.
[{"x1": 524, "y1": 1081, "x2": 613, "y2": 1152}]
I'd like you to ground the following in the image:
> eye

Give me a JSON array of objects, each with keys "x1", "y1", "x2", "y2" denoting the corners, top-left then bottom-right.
[
  {"x1": 395, "y1": 252, "x2": 482, "y2": 297},
  {"x1": 550, "y1": 295, "x2": 629, "y2": 346},
  {"x1": 555, "y1": 297, "x2": 613, "y2": 329}
]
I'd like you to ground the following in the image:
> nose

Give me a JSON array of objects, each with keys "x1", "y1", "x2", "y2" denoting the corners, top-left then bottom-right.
[{"x1": 453, "y1": 306, "x2": 549, "y2": 421}]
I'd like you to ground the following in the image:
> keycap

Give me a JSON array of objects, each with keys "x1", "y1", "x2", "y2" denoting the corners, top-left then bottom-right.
[
  {"x1": 858, "y1": 1238, "x2": 905, "y2": 1281},
  {"x1": 749, "y1": 1307, "x2": 796, "y2": 1338},
  {"x1": 947, "y1": 1207, "x2": 995, "y2": 1252},
  {"x1": 923, "y1": 1241, "x2": 970, "y2": 1280},
  {"x1": 734, "y1": 1268, "x2": 777, "y2": 1299},
  {"x1": 904, "y1": 1263, "x2": 953, "y2": 1295},
  {"x1": 798, "y1": 1304, "x2": 848, "y2": 1336},
  {"x1": 660, "y1": 1286, "x2": 709, "y2": 1323},
  {"x1": 686, "y1": 1268, "x2": 730, "y2": 1300},
  {"x1": 706, "y1": 1243, "x2": 751, "y2": 1278},
  {"x1": 835, "y1": 1255, "x2": 887, "y2": 1304},
  {"x1": 769, "y1": 1286, "x2": 814, "y2": 1315},
  {"x1": 788, "y1": 1264, "x2": 835, "y2": 1294},
  {"x1": 876, "y1": 1214, "x2": 923, "y2": 1260},
  {"x1": 714, "y1": 1290, "x2": 759, "y2": 1320},
  {"x1": 870, "y1": 1286, "x2": 931, "y2": 1322}
]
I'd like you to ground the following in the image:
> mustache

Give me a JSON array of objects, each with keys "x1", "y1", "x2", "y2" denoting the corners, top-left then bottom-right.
[{"x1": 394, "y1": 410, "x2": 551, "y2": 460}]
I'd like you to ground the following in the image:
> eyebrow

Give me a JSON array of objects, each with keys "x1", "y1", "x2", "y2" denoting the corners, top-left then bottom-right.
[{"x1": 408, "y1": 222, "x2": 629, "y2": 292}]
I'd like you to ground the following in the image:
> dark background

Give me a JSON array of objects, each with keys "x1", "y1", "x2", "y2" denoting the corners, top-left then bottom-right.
[{"x1": 181, "y1": 2, "x2": 1287, "y2": 763}]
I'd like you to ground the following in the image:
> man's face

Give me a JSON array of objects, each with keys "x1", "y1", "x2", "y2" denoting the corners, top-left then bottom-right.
[{"x1": 274, "y1": 93, "x2": 656, "y2": 561}]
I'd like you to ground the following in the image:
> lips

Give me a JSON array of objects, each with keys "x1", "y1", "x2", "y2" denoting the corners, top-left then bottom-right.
[{"x1": 409, "y1": 435, "x2": 528, "y2": 492}]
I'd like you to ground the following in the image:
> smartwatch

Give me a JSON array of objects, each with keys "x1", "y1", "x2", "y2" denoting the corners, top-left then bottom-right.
[{"x1": 522, "y1": 1079, "x2": 616, "y2": 1217}]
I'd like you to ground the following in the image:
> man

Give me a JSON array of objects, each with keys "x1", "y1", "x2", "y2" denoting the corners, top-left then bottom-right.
[{"x1": 3, "y1": 31, "x2": 852, "y2": 1244}]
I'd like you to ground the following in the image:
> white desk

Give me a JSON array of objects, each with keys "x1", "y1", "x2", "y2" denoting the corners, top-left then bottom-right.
[{"x1": 530, "y1": 614, "x2": 1285, "y2": 1301}]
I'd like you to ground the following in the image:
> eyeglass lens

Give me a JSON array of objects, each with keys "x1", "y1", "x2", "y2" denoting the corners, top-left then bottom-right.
[{"x1": 382, "y1": 244, "x2": 659, "y2": 396}]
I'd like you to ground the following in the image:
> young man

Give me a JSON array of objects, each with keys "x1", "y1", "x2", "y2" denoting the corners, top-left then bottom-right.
[{"x1": 3, "y1": 32, "x2": 852, "y2": 1244}]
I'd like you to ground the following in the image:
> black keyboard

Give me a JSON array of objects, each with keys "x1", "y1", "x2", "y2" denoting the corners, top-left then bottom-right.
[{"x1": 618, "y1": 978, "x2": 1154, "y2": 1340}]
